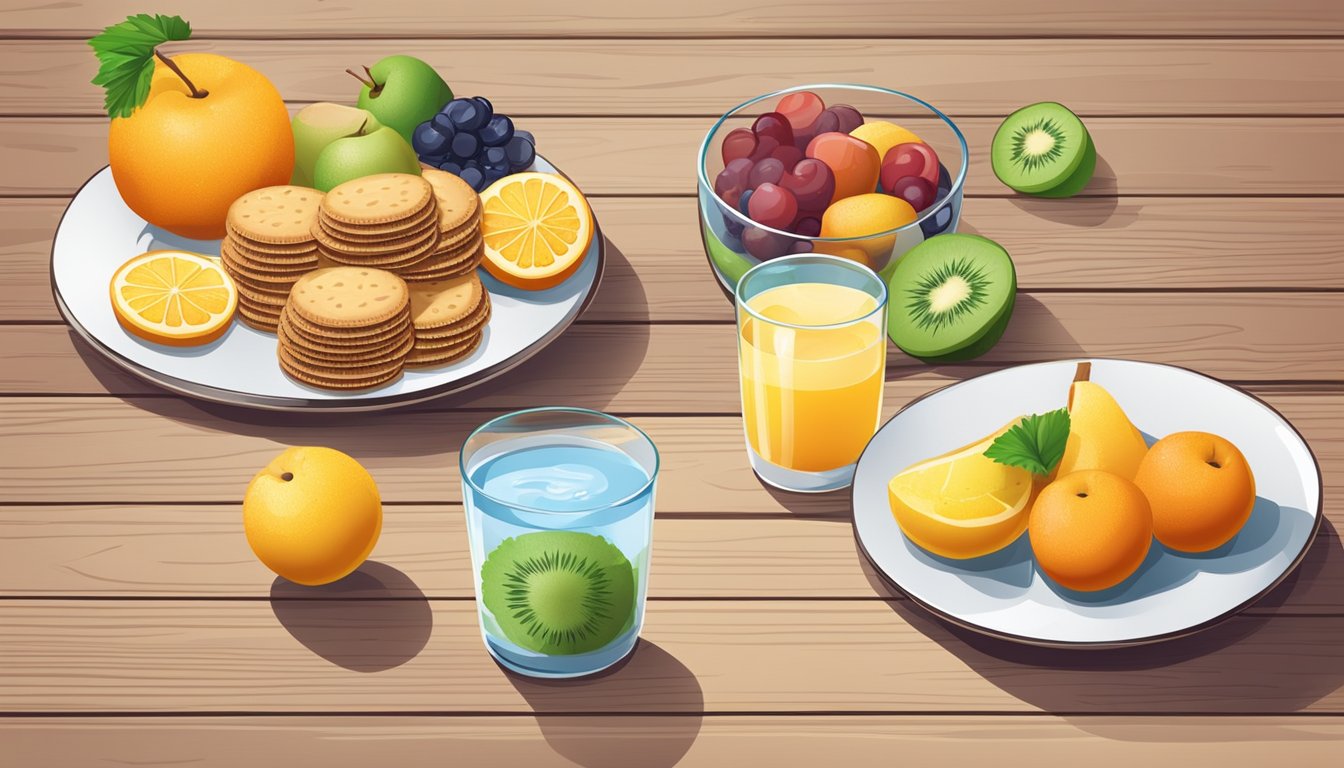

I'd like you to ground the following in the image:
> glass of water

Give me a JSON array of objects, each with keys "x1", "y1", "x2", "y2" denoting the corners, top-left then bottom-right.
[{"x1": 461, "y1": 407, "x2": 659, "y2": 678}]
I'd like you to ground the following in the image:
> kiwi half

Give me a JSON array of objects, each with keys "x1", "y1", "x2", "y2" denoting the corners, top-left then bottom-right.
[
  {"x1": 1035, "y1": 129, "x2": 1096, "y2": 199},
  {"x1": 991, "y1": 102, "x2": 1090, "y2": 195},
  {"x1": 886, "y1": 233, "x2": 1016, "y2": 360},
  {"x1": 481, "y1": 530, "x2": 635, "y2": 655}
]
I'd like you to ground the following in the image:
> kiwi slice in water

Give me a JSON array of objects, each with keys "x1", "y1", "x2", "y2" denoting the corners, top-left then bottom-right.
[
  {"x1": 991, "y1": 102, "x2": 1091, "y2": 194},
  {"x1": 481, "y1": 530, "x2": 635, "y2": 655},
  {"x1": 887, "y1": 233, "x2": 1016, "y2": 361}
]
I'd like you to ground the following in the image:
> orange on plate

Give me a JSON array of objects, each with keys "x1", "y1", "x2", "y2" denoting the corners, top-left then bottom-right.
[
  {"x1": 1029, "y1": 469, "x2": 1153, "y2": 592},
  {"x1": 1135, "y1": 431, "x2": 1256, "y2": 552},
  {"x1": 109, "y1": 250, "x2": 237, "y2": 346},
  {"x1": 479, "y1": 172, "x2": 593, "y2": 290}
]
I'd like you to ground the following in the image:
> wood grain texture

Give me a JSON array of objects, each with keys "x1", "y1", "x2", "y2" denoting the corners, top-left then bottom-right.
[
  {"x1": 0, "y1": 395, "x2": 1335, "y2": 516},
  {"x1": 6, "y1": 0, "x2": 1342, "y2": 37},
  {"x1": 2, "y1": 504, "x2": 1338, "y2": 614},
  {"x1": 6, "y1": 293, "x2": 1344, "y2": 392},
  {"x1": 3, "y1": 715, "x2": 1343, "y2": 768},
  {"x1": 3, "y1": 39, "x2": 1342, "y2": 116},
  {"x1": 6, "y1": 117, "x2": 1343, "y2": 197},
  {"x1": 6, "y1": 197, "x2": 1344, "y2": 326},
  {"x1": 0, "y1": 600, "x2": 1342, "y2": 713}
]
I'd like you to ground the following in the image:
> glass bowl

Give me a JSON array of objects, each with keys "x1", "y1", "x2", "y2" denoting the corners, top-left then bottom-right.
[{"x1": 697, "y1": 84, "x2": 968, "y2": 295}]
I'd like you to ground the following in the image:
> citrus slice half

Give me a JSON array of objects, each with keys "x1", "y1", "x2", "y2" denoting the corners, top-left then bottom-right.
[
  {"x1": 479, "y1": 172, "x2": 593, "y2": 290},
  {"x1": 109, "y1": 250, "x2": 238, "y2": 346}
]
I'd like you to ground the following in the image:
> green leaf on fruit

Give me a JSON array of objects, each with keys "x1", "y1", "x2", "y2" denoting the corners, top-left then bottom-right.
[
  {"x1": 88, "y1": 14, "x2": 193, "y2": 119},
  {"x1": 984, "y1": 408, "x2": 1071, "y2": 476}
]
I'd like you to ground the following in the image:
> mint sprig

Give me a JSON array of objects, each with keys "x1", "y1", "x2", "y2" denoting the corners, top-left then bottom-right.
[
  {"x1": 89, "y1": 14, "x2": 193, "y2": 118},
  {"x1": 984, "y1": 408, "x2": 1071, "y2": 476}
]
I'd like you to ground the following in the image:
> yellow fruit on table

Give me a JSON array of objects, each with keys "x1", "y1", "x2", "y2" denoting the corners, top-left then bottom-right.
[
  {"x1": 1055, "y1": 362, "x2": 1149, "y2": 481},
  {"x1": 243, "y1": 447, "x2": 382, "y2": 586},
  {"x1": 479, "y1": 172, "x2": 594, "y2": 290},
  {"x1": 817, "y1": 193, "x2": 917, "y2": 266},
  {"x1": 109, "y1": 250, "x2": 237, "y2": 346},
  {"x1": 888, "y1": 420, "x2": 1040, "y2": 559},
  {"x1": 850, "y1": 121, "x2": 926, "y2": 162},
  {"x1": 109, "y1": 53, "x2": 294, "y2": 240}
]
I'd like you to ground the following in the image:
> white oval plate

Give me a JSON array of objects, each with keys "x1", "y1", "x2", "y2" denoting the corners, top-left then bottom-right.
[
  {"x1": 852, "y1": 359, "x2": 1322, "y2": 647},
  {"x1": 52, "y1": 158, "x2": 603, "y2": 411}
]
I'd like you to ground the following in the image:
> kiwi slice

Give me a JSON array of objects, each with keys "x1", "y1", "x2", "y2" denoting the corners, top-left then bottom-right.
[
  {"x1": 1035, "y1": 129, "x2": 1096, "y2": 199},
  {"x1": 886, "y1": 233, "x2": 1016, "y2": 360},
  {"x1": 481, "y1": 530, "x2": 635, "y2": 655},
  {"x1": 991, "y1": 102, "x2": 1090, "y2": 194}
]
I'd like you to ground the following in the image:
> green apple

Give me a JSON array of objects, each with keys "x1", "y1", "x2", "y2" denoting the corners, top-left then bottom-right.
[
  {"x1": 354, "y1": 55, "x2": 453, "y2": 143},
  {"x1": 312, "y1": 122, "x2": 422, "y2": 192},
  {"x1": 290, "y1": 102, "x2": 381, "y2": 188}
]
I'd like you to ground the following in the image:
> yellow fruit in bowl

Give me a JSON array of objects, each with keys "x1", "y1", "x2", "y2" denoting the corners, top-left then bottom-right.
[
  {"x1": 850, "y1": 121, "x2": 925, "y2": 162},
  {"x1": 888, "y1": 420, "x2": 1040, "y2": 559},
  {"x1": 109, "y1": 53, "x2": 294, "y2": 240},
  {"x1": 817, "y1": 193, "x2": 917, "y2": 264},
  {"x1": 243, "y1": 447, "x2": 382, "y2": 586}
]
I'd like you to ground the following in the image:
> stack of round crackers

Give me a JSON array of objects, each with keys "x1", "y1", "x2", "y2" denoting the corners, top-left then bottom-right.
[
  {"x1": 221, "y1": 186, "x2": 323, "y2": 332},
  {"x1": 402, "y1": 169, "x2": 484, "y2": 283},
  {"x1": 314, "y1": 173, "x2": 443, "y2": 273},
  {"x1": 276, "y1": 266, "x2": 414, "y2": 390},
  {"x1": 406, "y1": 272, "x2": 491, "y2": 368}
]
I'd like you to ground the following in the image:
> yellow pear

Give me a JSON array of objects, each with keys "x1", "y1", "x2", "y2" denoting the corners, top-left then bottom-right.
[{"x1": 1055, "y1": 362, "x2": 1149, "y2": 481}]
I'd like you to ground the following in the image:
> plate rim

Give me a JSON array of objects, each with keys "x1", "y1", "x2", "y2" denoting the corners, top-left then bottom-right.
[
  {"x1": 851, "y1": 357, "x2": 1325, "y2": 649},
  {"x1": 50, "y1": 163, "x2": 605, "y2": 412}
]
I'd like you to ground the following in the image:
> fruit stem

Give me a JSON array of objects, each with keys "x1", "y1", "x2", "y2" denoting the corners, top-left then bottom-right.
[
  {"x1": 346, "y1": 67, "x2": 376, "y2": 89},
  {"x1": 155, "y1": 49, "x2": 207, "y2": 99},
  {"x1": 356, "y1": 117, "x2": 370, "y2": 137},
  {"x1": 1074, "y1": 361, "x2": 1092, "y2": 383}
]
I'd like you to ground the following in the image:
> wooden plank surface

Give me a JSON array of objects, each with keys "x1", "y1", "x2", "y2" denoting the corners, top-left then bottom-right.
[
  {"x1": 1, "y1": 600, "x2": 1342, "y2": 713},
  {"x1": 6, "y1": 197, "x2": 1344, "y2": 327},
  {"x1": 6, "y1": 117, "x2": 1344, "y2": 197},
  {"x1": 2, "y1": 504, "x2": 1337, "y2": 614},
  {"x1": 6, "y1": 1, "x2": 1342, "y2": 37},
  {"x1": 3, "y1": 715, "x2": 1343, "y2": 768},
  {"x1": 3, "y1": 39, "x2": 1342, "y2": 116},
  {"x1": 0, "y1": 396, "x2": 1335, "y2": 517}
]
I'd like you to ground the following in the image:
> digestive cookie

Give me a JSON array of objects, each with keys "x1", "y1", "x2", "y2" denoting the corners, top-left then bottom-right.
[
  {"x1": 237, "y1": 301, "x2": 282, "y2": 332},
  {"x1": 317, "y1": 203, "x2": 438, "y2": 239},
  {"x1": 312, "y1": 220, "x2": 439, "y2": 256},
  {"x1": 422, "y1": 168, "x2": 481, "y2": 232},
  {"x1": 221, "y1": 238, "x2": 319, "y2": 271},
  {"x1": 280, "y1": 324, "x2": 415, "y2": 368},
  {"x1": 234, "y1": 280, "x2": 290, "y2": 308},
  {"x1": 226, "y1": 186, "x2": 324, "y2": 245},
  {"x1": 401, "y1": 237, "x2": 484, "y2": 282},
  {"x1": 288, "y1": 267, "x2": 410, "y2": 329},
  {"x1": 220, "y1": 248, "x2": 310, "y2": 286},
  {"x1": 278, "y1": 353, "x2": 404, "y2": 390},
  {"x1": 322, "y1": 173, "x2": 434, "y2": 227},
  {"x1": 404, "y1": 332, "x2": 483, "y2": 368},
  {"x1": 408, "y1": 272, "x2": 484, "y2": 332},
  {"x1": 416, "y1": 294, "x2": 491, "y2": 342}
]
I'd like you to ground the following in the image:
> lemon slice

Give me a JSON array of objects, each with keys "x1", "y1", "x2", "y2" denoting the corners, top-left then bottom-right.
[
  {"x1": 479, "y1": 172, "x2": 593, "y2": 290},
  {"x1": 888, "y1": 420, "x2": 1038, "y2": 559},
  {"x1": 109, "y1": 250, "x2": 238, "y2": 346}
]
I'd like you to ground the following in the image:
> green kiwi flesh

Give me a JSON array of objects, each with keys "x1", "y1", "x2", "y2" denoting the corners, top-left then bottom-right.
[
  {"x1": 991, "y1": 102, "x2": 1089, "y2": 194},
  {"x1": 886, "y1": 233, "x2": 1016, "y2": 359},
  {"x1": 1035, "y1": 129, "x2": 1096, "y2": 199},
  {"x1": 482, "y1": 531, "x2": 635, "y2": 655}
]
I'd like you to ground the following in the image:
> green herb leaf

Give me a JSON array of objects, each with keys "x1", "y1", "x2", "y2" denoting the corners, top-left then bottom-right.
[
  {"x1": 983, "y1": 408, "x2": 1072, "y2": 476},
  {"x1": 88, "y1": 14, "x2": 192, "y2": 118}
]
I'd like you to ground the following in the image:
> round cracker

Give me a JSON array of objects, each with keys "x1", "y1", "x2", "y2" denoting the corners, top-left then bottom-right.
[
  {"x1": 281, "y1": 325, "x2": 414, "y2": 367},
  {"x1": 404, "y1": 332, "x2": 483, "y2": 368},
  {"x1": 222, "y1": 238, "x2": 319, "y2": 269},
  {"x1": 408, "y1": 272, "x2": 484, "y2": 331},
  {"x1": 288, "y1": 267, "x2": 409, "y2": 328},
  {"x1": 318, "y1": 203, "x2": 438, "y2": 239},
  {"x1": 422, "y1": 168, "x2": 481, "y2": 232},
  {"x1": 235, "y1": 280, "x2": 290, "y2": 307},
  {"x1": 226, "y1": 186, "x2": 324, "y2": 245},
  {"x1": 282, "y1": 304, "x2": 411, "y2": 342},
  {"x1": 279, "y1": 346, "x2": 404, "y2": 379},
  {"x1": 322, "y1": 173, "x2": 434, "y2": 226},
  {"x1": 415, "y1": 295, "x2": 491, "y2": 343},
  {"x1": 279, "y1": 356, "x2": 403, "y2": 390},
  {"x1": 312, "y1": 219, "x2": 440, "y2": 255}
]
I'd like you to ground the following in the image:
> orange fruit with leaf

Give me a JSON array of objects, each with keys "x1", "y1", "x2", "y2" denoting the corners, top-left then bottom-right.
[{"x1": 92, "y1": 15, "x2": 294, "y2": 240}]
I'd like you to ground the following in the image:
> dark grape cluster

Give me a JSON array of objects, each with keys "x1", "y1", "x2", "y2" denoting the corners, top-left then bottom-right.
[{"x1": 414, "y1": 96, "x2": 536, "y2": 192}]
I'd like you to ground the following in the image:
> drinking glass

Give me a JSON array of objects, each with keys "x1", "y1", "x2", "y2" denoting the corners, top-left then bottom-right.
[
  {"x1": 736, "y1": 254, "x2": 888, "y2": 492},
  {"x1": 461, "y1": 407, "x2": 659, "y2": 678}
]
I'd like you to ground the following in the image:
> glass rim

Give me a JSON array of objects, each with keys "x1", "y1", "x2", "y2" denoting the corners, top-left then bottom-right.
[
  {"x1": 697, "y1": 82, "x2": 969, "y2": 241},
  {"x1": 735, "y1": 253, "x2": 889, "y2": 331},
  {"x1": 459, "y1": 406, "x2": 661, "y2": 517}
]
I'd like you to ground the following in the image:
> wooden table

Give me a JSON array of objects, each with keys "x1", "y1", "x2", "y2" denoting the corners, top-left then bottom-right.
[{"x1": 3, "y1": 2, "x2": 1343, "y2": 764}]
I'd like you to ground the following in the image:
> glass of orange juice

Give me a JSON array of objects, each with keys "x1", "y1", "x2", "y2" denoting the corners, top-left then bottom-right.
[{"x1": 735, "y1": 254, "x2": 888, "y2": 492}]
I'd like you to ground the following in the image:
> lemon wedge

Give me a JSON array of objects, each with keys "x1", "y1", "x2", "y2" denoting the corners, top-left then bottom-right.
[{"x1": 888, "y1": 420, "x2": 1039, "y2": 559}]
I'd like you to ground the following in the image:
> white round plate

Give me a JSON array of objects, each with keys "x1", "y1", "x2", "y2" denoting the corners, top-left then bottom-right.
[
  {"x1": 52, "y1": 158, "x2": 603, "y2": 411},
  {"x1": 853, "y1": 359, "x2": 1322, "y2": 647}
]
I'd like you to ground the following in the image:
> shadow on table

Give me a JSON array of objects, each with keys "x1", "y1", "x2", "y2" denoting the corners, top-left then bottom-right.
[
  {"x1": 505, "y1": 639, "x2": 704, "y2": 768},
  {"x1": 857, "y1": 518, "x2": 1344, "y2": 721},
  {"x1": 270, "y1": 561, "x2": 432, "y2": 672},
  {"x1": 1003, "y1": 154, "x2": 1131, "y2": 228}
]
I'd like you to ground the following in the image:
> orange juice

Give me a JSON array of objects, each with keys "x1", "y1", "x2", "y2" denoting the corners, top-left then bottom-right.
[{"x1": 739, "y1": 282, "x2": 886, "y2": 472}]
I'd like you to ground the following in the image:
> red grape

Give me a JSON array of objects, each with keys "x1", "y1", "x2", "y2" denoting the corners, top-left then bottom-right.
[
  {"x1": 828, "y1": 104, "x2": 865, "y2": 134},
  {"x1": 770, "y1": 145, "x2": 804, "y2": 170},
  {"x1": 880, "y1": 142, "x2": 940, "y2": 191},
  {"x1": 743, "y1": 227, "x2": 792, "y2": 260},
  {"x1": 747, "y1": 182, "x2": 798, "y2": 230},
  {"x1": 722, "y1": 127, "x2": 757, "y2": 165},
  {"x1": 779, "y1": 158, "x2": 836, "y2": 212},
  {"x1": 889, "y1": 176, "x2": 936, "y2": 212},
  {"x1": 748, "y1": 157, "x2": 786, "y2": 188},
  {"x1": 794, "y1": 216, "x2": 822, "y2": 238},
  {"x1": 714, "y1": 157, "x2": 754, "y2": 208},
  {"x1": 753, "y1": 112, "x2": 794, "y2": 149},
  {"x1": 776, "y1": 91, "x2": 826, "y2": 148}
]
